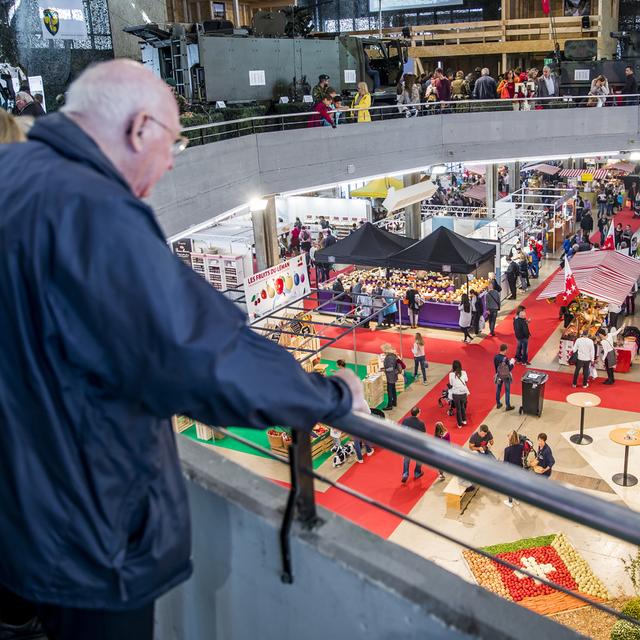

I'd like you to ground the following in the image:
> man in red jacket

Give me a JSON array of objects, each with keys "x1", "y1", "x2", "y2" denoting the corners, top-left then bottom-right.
[{"x1": 308, "y1": 94, "x2": 336, "y2": 128}]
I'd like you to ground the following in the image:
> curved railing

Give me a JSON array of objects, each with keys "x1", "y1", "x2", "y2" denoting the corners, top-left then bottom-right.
[{"x1": 181, "y1": 93, "x2": 640, "y2": 147}]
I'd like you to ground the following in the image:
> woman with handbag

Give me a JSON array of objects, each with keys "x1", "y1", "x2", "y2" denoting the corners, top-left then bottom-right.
[
  {"x1": 405, "y1": 286, "x2": 422, "y2": 329},
  {"x1": 382, "y1": 344, "x2": 404, "y2": 410},
  {"x1": 449, "y1": 360, "x2": 470, "y2": 427}
]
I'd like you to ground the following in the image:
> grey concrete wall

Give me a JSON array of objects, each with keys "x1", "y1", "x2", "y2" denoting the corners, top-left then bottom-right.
[
  {"x1": 155, "y1": 437, "x2": 583, "y2": 640},
  {"x1": 109, "y1": 0, "x2": 167, "y2": 60},
  {"x1": 149, "y1": 107, "x2": 640, "y2": 238}
]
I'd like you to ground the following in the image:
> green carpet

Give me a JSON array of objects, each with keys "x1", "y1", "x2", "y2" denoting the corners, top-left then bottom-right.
[{"x1": 181, "y1": 358, "x2": 416, "y2": 467}]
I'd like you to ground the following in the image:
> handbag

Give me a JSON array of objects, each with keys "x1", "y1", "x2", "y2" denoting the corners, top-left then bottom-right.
[{"x1": 568, "y1": 352, "x2": 578, "y2": 366}]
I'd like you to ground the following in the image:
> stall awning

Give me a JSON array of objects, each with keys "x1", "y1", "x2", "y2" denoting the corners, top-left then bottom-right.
[
  {"x1": 463, "y1": 184, "x2": 487, "y2": 203},
  {"x1": 387, "y1": 226, "x2": 495, "y2": 273},
  {"x1": 528, "y1": 163, "x2": 561, "y2": 176},
  {"x1": 350, "y1": 177, "x2": 403, "y2": 199},
  {"x1": 382, "y1": 180, "x2": 437, "y2": 213},
  {"x1": 536, "y1": 251, "x2": 640, "y2": 306},
  {"x1": 465, "y1": 164, "x2": 486, "y2": 176},
  {"x1": 558, "y1": 168, "x2": 609, "y2": 179},
  {"x1": 314, "y1": 221, "x2": 415, "y2": 267},
  {"x1": 608, "y1": 161, "x2": 636, "y2": 174}
]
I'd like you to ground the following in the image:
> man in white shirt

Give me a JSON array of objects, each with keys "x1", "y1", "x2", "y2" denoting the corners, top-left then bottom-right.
[{"x1": 572, "y1": 330, "x2": 595, "y2": 388}]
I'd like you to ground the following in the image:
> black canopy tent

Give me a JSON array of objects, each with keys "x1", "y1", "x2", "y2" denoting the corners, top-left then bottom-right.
[
  {"x1": 314, "y1": 222, "x2": 416, "y2": 267},
  {"x1": 386, "y1": 226, "x2": 496, "y2": 274}
]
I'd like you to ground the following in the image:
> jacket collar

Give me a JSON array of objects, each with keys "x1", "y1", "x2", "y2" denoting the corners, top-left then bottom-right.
[{"x1": 28, "y1": 113, "x2": 131, "y2": 192}]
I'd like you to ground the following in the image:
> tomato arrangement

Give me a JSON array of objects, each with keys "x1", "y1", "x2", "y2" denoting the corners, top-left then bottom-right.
[{"x1": 493, "y1": 546, "x2": 578, "y2": 602}]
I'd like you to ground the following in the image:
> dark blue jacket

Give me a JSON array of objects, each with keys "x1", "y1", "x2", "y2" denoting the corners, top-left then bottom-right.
[
  {"x1": 537, "y1": 445, "x2": 556, "y2": 477},
  {"x1": 0, "y1": 114, "x2": 352, "y2": 610}
]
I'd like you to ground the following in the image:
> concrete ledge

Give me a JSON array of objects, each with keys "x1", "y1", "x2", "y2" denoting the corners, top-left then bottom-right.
[
  {"x1": 150, "y1": 107, "x2": 640, "y2": 238},
  {"x1": 155, "y1": 436, "x2": 583, "y2": 640}
]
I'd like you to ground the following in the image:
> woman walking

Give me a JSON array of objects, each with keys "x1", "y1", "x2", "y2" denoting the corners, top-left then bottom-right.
[
  {"x1": 458, "y1": 293, "x2": 473, "y2": 342},
  {"x1": 434, "y1": 422, "x2": 450, "y2": 481},
  {"x1": 503, "y1": 430, "x2": 524, "y2": 507},
  {"x1": 412, "y1": 332, "x2": 428, "y2": 384},
  {"x1": 449, "y1": 360, "x2": 470, "y2": 428},
  {"x1": 382, "y1": 343, "x2": 403, "y2": 410}
]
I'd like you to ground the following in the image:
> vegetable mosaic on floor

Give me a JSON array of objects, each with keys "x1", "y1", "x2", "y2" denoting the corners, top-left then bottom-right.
[{"x1": 463, "y1": 534, "x2": 609, "y2": 615}]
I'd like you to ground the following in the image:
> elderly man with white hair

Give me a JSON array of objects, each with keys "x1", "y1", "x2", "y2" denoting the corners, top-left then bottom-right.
[
  {"x1": 472, "y1": 67, "x2": 497, "y2": 100},
  {"x1": 535, "y1": 65, "x2": 560, "y2": 102},
  {"x1": 15, "y1": 90, "x2": 45, "y2": 117},
  {"x1": 0, "y1": 59, "x2": 366, "y2": 638}
]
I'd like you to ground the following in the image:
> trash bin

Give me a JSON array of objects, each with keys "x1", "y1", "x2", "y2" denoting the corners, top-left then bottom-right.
[{"x1": 520, "y1": 370, "x2": 549, "y2": 417}]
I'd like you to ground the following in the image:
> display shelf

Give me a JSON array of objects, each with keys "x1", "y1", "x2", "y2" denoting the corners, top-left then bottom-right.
[{"x1": 178, "y1": 250, "x2": 250, "y2": 291}]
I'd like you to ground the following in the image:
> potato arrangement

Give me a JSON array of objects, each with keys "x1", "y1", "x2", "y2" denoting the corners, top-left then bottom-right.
[{"x1": 551, "y1": 533, "x2": 609, "y2": 600}]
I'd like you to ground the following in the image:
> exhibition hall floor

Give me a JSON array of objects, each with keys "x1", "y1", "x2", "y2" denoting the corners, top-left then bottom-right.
[{"x1": 192, "y1": 208, "x2": 640, "y2": 600}]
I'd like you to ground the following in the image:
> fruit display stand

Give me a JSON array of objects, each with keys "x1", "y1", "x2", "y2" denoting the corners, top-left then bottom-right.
[
  {"x1": 463, "y1": 533, "x2": 609, "y2": 615},
  {"x1": 557, "y1": 298, "x2": 608, "y2": 365},
  {"x1": 317, "y1": 268, "x2": 491, "y2": 329},
  {"x1": 267, "y1": 425, "x2": 332, "y2": 459}
]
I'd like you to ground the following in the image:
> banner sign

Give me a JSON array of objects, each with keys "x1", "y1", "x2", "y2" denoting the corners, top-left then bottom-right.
[
  {"x1": 38, "y1": 0, "x2": 88, "y2": 40},
  {"x1": 244, "y1": 254, "x2": 310, "y2": 320}
]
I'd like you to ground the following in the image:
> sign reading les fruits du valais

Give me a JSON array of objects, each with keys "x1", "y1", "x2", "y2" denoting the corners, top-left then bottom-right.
[{"x1": 244, "y1": 254, "x2": 310, "y2": 320}]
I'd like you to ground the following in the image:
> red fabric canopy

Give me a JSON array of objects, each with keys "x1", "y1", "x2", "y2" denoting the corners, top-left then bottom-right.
[
  {"x1": 558, "y1": 168, "x2": 609, "y2": 179},
  {"x1": 537, "y1": 251, "x2": 640, "y2": 306},
  {"x1": 528, "y1": 163, "x2": 561, "y2": 176},
  {"x1": 463, "y1": 184, "x2": 486, "y2": 202}
]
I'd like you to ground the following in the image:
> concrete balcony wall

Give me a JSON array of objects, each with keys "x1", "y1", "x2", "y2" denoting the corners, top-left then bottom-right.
[
  {"x1": 156, "y1": 437, "x2": 581, "y2": 640},
  {"x1": 150, "y1": 107, "x2": 640, "y2": 239}
]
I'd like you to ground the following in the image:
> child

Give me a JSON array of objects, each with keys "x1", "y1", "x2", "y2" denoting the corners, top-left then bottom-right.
[
  {"x1": 434, "y1": 422, "x2": 450, "y2": 481},
  {"x1": 412, "y1": 333, "x2": 428, "y2": 384}
]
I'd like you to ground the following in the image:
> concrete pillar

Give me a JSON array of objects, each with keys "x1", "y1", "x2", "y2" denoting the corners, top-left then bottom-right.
[
  {"x1": 403, "y1": 173, "x2": 422, "y2": 240},
  {"x1": 252, "y1": 196, "x2": 279, "y2": 272},
  {"x1": 485, "y1": 163, "x2": 499, "y2": 213},
  {"x1": 511, "y1": 161, "x2": 521, "y2": 192}
]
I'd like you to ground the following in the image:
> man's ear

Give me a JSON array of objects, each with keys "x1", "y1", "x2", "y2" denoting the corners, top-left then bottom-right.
[{"x1": 127, "y1": 112, "x2": 147, "y2": 153}]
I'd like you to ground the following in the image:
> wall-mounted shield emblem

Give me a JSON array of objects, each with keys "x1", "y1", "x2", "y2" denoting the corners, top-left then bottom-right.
[{"x1": 43, "y1": 9, "x2": 59, "y2": 35}]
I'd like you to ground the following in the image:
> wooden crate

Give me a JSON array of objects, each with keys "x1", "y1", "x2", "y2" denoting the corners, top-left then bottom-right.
[
  {"x1": 172, "y1": 415, "x2": 193, "y2": 433},
  {"x1": 194, "y1": 421, "x2": 224, "y2": 441},
  {"x1": 397, "y1": 373, "x2": 406, "y2": 393},
  {"x1": 314, "y1": 363, "x2": 329, "y2": 376},
  {"x1": 363, "y1": 373, "x2": 384, "y2": 408},
  {"x1": 366, "y1": 357, "x2": 379, "y2": 376}
]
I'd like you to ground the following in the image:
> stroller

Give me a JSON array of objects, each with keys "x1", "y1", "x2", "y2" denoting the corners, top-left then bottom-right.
[{"x1": 437, "y1": 384, "x2": 454, "y2": 416}]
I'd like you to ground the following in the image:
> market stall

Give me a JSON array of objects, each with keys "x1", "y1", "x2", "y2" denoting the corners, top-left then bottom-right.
[
  {"x1": 316, "y1": 227, "x2": 495, "y2": 329},
  {"x1": 537, "y1": 251, "x2": 640, "y2": 367}
]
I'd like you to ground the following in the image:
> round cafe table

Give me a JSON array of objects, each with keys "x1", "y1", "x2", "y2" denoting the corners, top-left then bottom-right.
[
  {"x1": 609, "y1": 428, "x2": 640, "y2": 487},
  {"x1": 566, "y1": 392, "x2": 601, "y2": 445}
]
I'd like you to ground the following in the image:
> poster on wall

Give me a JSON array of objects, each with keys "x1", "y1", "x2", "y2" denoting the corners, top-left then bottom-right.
[
  {"x1": 244, "y1": 254, "x2": 310, "y2": 320},
  {"x1": 564, "y1": 0, "x2": 590, "y2": 16},
  {"x1": 37, "y1": 0, "x2": 88, "y2": 40}
]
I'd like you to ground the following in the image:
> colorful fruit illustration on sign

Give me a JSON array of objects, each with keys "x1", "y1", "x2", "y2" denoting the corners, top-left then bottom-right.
[
  {"x1": 284, "y1": 275, "x2": 293, "y2": 291},
  {"x1": 275, "y1": 278, "x2": 284, "y2": 295},
  {"x1": 260, "y1": 289, "x2": 267, "y2": 300},
  {"x1": 267, "y1": 284, "x2": 275, "y2": 298},
  {"x1": 294, "y1": 273, "x2": 300, "y2": 286}
]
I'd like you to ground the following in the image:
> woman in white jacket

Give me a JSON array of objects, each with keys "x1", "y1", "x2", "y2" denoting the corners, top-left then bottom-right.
[
  {"x1": 589, "y1": 75, "x2": 609, "y2": 108},
  {"x1": 449, "y1": 359, "x2": 470, "y2": 427}
]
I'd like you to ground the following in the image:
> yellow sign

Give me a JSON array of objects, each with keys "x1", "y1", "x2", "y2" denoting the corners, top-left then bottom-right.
[{"x1": 581, "y1": 173, "x2": 594, "y2": 182}]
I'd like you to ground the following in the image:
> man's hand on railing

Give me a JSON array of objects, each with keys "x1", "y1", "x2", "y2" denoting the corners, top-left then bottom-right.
[{"x1": 332, "y1": 368, "x2": 370, "y2": 413}]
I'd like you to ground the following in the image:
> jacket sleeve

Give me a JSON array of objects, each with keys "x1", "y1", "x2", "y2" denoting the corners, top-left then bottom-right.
[{"x1": 46, "y1": 198, "x2": 352, "y2": 431}]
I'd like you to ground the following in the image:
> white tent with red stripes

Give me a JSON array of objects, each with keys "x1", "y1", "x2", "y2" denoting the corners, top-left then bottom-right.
[
  {"x1": 537, "y1": 251, "x2": 640, "y2": 306},
  {"x1": 558, "y1": 168, "x2": 610, "y2": 180}
]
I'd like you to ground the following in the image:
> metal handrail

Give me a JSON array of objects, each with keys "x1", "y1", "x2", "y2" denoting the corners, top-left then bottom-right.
[
  {"x1": 181, "y1": 93, "x2": 640, "y2": 142},
  {"x1": 331, "y1": 411, "x2": 640, "y2": 546}
]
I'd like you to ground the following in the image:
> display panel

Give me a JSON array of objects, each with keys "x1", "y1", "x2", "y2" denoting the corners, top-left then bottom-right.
[{"x1": 368, "y1": 0, "x2": 463, "y2": 12}]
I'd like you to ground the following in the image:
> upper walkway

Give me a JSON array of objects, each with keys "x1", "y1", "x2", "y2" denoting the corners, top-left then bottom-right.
[{"x1": 149, "y1": 97, "x2": 640, "y2": 239}]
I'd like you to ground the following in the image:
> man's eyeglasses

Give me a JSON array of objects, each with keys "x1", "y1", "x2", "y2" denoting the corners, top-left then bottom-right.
[{"x1": 145, "y1": 115, "x2": 189, "y2": 156}]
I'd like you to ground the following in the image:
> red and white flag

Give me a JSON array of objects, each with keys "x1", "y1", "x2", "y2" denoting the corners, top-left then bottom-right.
[
  {"x1": 541, "y1": 0, "x2": 551, "y2": 15},
  {"x1": 602, "y1": 221, "x2": 615, "y2": 250},
  {"x1": 556, "y1": 260, "x2": 579, "y2": 306}
]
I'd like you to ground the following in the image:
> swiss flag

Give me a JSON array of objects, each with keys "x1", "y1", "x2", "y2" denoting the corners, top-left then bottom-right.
[
  {"x1": 602, "y1": 221, "x2": 615, "y2": 250},
  {"x1": 541, "y1": 0, "x2": 551, "y2": 15},
  {"x1": 556, "y1": 260, "x2": 579, "y2": 306}
]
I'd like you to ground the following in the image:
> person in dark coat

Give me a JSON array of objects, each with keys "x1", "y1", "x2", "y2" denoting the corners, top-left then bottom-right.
[
  {"x1": 536, "y1": 433, "x2": 555, "y2": 478},
  {"x1": 503, "y1": 430, "x2": 524, "y2": 506},
  {"x1": 513, "y1": 306, "x2": 531, "y2": 364},
  {"x1": 0, "y1": 60, "x2": 365, "y2": 638},
  {"x1": 400, "y1": 406, "x2": 426, "y2": 483},
  {"x1": 623, "y1": 65, "x2": 639, "y2": 105},
  {"x1": 505, "y1": 257, "x2": 518, "y2": 300},
  {"x1": 580, "y1": 210, "x2": 594, "y2": 237},
  {"x1": 15, "y1": 91, "x2": 46, "y2": 118}
]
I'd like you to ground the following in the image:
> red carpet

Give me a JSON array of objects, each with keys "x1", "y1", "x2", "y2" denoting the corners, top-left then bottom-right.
[{"x1": 278, "y1": 208, "x2": 639, "y2": 538}]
